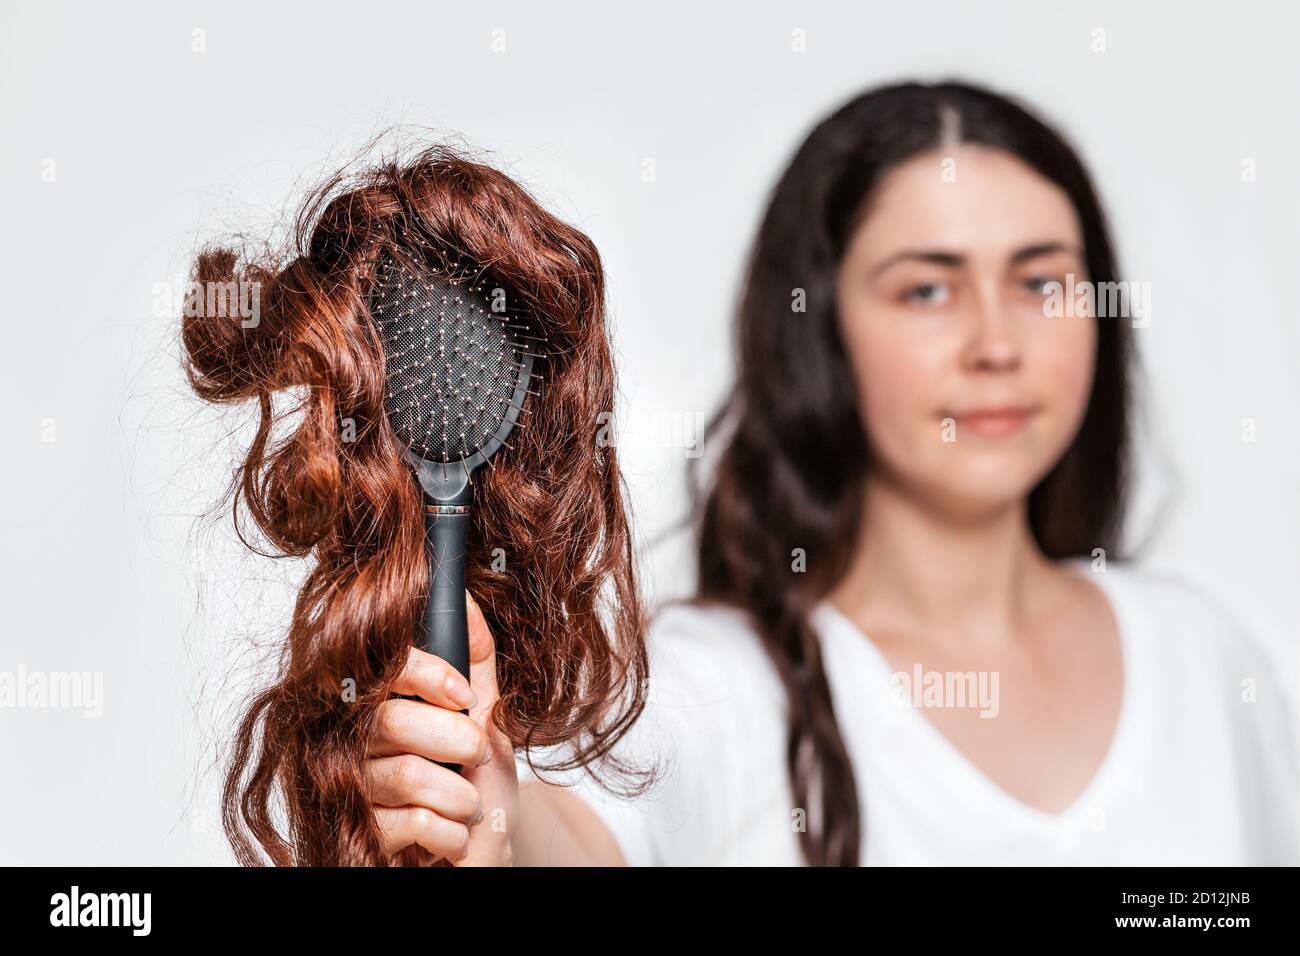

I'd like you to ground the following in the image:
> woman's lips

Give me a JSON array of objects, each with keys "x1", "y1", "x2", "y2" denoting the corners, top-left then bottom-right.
[{"x1": 948, "y1": 406, "x2": 1039, "y2": 437}]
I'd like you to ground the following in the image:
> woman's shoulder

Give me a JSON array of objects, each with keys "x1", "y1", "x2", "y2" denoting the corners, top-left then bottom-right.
[
  {"x1": 532, "y1": 599, "x2": 795, "y2": 865},
  {"x1": 651, "y1": 598, "x2": 760, "y2": 641},
  {"x1": 1088, "y1": 559, "x2": 1296, "y2": 720},
  {"x1": 1074, "y1": 559, "x2": 1259, "y2": 655},
  {"x1": 644, "y1": 599, "x2": 785, "y2": 705}
]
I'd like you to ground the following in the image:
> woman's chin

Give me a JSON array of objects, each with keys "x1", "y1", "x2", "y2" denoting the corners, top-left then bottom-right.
[{"x1": 914, "y1": 462, "x2": 1045, "y2": 522}]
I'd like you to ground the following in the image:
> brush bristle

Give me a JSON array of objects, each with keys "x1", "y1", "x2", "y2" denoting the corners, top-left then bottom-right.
[{"x1": 369, "y1": 252, "x2": 530, "y2": 465}]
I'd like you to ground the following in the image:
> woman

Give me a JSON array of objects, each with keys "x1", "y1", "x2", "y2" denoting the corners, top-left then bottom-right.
[{"x1": 368, "y1": 80, "x2": 1298, "y2": 866}]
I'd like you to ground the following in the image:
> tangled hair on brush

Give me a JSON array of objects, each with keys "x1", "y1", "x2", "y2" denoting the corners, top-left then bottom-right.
[{"x1": 182, "y1": 144, "x2": 649, "y2": 866}]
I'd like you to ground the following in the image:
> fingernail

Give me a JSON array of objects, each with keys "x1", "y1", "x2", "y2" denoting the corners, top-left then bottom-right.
[{"x1": 446, "y1": 674, "x2": 477, "y2": 709}]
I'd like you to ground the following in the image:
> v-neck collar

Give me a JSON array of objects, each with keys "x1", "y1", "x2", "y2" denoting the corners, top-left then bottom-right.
[{"x1": 810, "y1": 559, "x2": 1148, "y2": 831}]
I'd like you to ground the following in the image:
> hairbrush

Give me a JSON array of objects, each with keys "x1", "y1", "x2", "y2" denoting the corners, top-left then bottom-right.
[{"x1": 368, "y1": 245, "x2": 537, "y2": 771}]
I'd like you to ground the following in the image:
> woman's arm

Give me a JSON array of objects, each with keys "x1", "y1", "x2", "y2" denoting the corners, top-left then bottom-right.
[
  {"x1": 513, "y1": 781, "x2": 628, "y2": 866},
  {"x1": 365, "y1": 591, "x2": 635, "y2": 866}
]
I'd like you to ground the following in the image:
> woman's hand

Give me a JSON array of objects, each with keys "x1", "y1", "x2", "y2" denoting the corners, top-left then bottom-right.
[{"x1": 365, "y1": 591, "x2": 518, "y2": 866}]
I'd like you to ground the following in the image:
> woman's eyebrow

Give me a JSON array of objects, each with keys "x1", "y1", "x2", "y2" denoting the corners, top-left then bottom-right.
[
  {"x1": 868, "y1": 249, "x2": 964, "y2": 279},
  {"x1": 868, "y1": 241, "x2": 1082, "y2": 279},
  {"x1": 1008, "y1": 240, "x2": 1082, "y2": 264}
]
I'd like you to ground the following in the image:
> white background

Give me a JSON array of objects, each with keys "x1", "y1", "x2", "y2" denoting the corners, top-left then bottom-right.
[{"x1": 1, "y1": 0, "x2": 1296, "y2": 864}]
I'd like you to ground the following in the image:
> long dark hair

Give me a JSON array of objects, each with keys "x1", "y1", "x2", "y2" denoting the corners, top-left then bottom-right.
[{"x1": 689, "y1": 80, "x2": 1132, "y2": 866}]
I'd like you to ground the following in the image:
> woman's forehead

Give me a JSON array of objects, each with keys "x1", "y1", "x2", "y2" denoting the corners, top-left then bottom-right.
[{"x1": 847, "y1": 147, "x2": 1084, "y2": 263}]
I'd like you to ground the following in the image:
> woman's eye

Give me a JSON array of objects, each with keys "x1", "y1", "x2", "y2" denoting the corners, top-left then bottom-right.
[
  {"x1": 902, "y1": 282, "x2": 950, "y2": 305},
  {"x1": 1020, "y1": 275, "x2": 1057, "y2": 295}
]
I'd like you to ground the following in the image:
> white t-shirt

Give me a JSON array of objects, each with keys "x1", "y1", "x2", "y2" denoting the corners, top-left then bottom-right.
[{"x1": 519, "y1": 560, "x2": 1299, "y2": 865}]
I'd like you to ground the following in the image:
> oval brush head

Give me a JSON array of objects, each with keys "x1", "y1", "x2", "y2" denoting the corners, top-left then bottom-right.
[{"x1": 369, "y1": 248, "x2": 535, "y2": 487}]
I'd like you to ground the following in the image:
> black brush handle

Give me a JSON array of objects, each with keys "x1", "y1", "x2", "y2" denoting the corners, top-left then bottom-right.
[{"x1": 420, "y1": 503, "x2": 471, "y2": 774}]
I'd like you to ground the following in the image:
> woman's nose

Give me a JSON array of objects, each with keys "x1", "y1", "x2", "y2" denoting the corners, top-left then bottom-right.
[{"x1": 960, "y1": 283, "x2": 1022, "y2": 373}]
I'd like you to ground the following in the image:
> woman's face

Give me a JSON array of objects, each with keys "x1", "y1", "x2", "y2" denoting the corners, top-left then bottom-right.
[{"x1": 835, "y1": 145, "x2": 1097, "y2": 519}]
